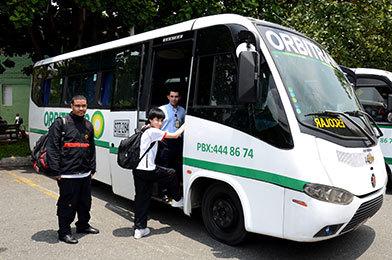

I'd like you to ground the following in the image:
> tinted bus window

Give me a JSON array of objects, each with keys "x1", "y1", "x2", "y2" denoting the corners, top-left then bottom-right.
[
  {"x1": 31, "y1": 66, "x2": 46, "y2": 106},
  {"x1": 111, "y1": 45, "x2": 142, "y2": 110},
  {"x1": 99, "y1": 71, "x2": 113, "y2": 107},
  {"x1": 189, "y1": 25, "x2": 293, "y2": 148}
]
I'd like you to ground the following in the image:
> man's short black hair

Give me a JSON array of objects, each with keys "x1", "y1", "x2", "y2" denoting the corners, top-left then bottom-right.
[
  {"x1": 166, "y1": 84, "x2": 182, "y2": 96},
  {"x1": 148, "y1": 107, "x2": 165, "y2": 120},
  {"x1": 71, "y1": 95, "x2": 87, "y2": 104}
]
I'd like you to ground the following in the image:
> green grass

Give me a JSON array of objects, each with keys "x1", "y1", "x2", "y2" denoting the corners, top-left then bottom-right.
[{"x1": 0, "y1": 138, "x2": 31, "y2": 159}]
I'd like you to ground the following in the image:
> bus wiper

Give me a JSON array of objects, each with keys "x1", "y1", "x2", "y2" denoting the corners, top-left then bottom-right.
[
  {"x1": 305, "y1": 111, "x2": 341, "y2": 117},
  {"x1": 305, "y1": 110, "x2": 376, "y2": 145},
  {"x1": 345, "y1": 110, "x2": 383, "y2": 138}
]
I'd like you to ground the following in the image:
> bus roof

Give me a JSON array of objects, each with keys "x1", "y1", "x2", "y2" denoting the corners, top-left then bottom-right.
[
  {"x1": 353, "y1": 68, "x2": 392, "y2": 82},
  {"x1": 34, "y1": 14, "x2": 261, "y2": 67}
]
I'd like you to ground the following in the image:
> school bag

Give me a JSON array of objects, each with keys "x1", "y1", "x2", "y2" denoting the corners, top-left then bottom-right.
[
  {"x1": 117, "y1": 126, "x2": 156, "y2": 170},
  {"x1": 31, "y1": 117, "x2": 66, "y2": 174}
]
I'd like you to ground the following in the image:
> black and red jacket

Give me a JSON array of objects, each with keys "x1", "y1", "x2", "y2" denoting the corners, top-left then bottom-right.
[{"x1": 46, "y1": 112, "x2": 96, "y2": 176}]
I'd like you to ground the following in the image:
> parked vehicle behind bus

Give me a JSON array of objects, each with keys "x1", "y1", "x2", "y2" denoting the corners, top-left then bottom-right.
[
  {"x1": 351, "y1": 68, "x2": 392, "y2": 188},
  {"x1": 29, "y1": 14, "x2": 387, "y2": 245}
]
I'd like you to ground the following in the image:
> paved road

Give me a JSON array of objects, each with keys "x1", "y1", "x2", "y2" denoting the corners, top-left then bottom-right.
[{"x1": 0, "y1": 167, "x2": 391, "y2": 259}]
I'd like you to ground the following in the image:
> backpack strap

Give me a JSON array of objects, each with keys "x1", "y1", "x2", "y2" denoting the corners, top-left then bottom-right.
[{"x1": 139, "y1": 141, "x2": 157, "y2": 163}]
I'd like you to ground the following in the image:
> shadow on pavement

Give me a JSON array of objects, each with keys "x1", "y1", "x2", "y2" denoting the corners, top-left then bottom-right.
[
  {"x1": 31, "y1": 230, "x2": 59, "y2": 244},
  {"x1": 89, "y1": 180, "x2": 377, "y2": 259},
  {"x1": 32, "y1": 228, "x2": 89, "y2": 244}
]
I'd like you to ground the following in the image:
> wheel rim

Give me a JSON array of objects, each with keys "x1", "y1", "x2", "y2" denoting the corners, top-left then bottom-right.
[{"x1": 211, "y1": 198, "x2": 237, "y2": 230}]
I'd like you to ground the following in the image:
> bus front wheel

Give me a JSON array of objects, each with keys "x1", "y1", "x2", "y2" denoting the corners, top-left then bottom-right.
[
  {"x1": 386, "y1": 163, "x2": 392, "y2": 190},
  {"x1": 202, "y1": 183, "x2": 247, "y2": 245}
]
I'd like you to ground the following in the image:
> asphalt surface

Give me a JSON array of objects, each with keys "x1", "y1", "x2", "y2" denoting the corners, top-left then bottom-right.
[{"x1": 0, "y1": 166, "x2": 391, "y2": 259}]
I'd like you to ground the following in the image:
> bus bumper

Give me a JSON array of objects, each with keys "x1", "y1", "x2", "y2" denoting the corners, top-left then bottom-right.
[{"x1": 283, "y1": 187, "x2": 385, "y2": 242}]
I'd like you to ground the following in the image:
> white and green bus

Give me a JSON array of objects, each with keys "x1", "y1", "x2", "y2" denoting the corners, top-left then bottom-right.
[
  {"x1": 352, "y1": 68, "x2": 392, "y2": 187},
  {"x1": 29, "y1": 14, "x2": 387, "y2": 245}
]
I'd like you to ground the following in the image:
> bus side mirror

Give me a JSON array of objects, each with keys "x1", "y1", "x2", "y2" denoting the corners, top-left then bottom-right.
[{"x1": 238, "y1": 51, "x2": 259, "y2": 103}]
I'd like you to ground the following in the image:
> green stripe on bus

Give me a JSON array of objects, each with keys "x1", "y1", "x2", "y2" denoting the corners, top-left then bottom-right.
[
  {"x1": 29, "y1": 128, "x2": 48, "y2": 135},
  {"x1": 110, "y1": 147, "x2": 118, "y2": 154},
  {"x1": 183, "y1": 157, "x2": 308, "y2": 191},
  {"x1": 95, "y1": 140, "x2": 110, "y2": 148},
  {"x1": 384, "y1": 157, "x2": 392, "y2": 164},
  {"x1": 378, "y1": 125, "x2": 392, "y2": 129}
]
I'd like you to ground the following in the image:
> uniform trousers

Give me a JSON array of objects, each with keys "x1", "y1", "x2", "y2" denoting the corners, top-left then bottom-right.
[
  {"x1": 56, "y1": 175, "x2": 92, "y2": 236},
  {"x1": 157, "y1": 138, "x2": 183, "y2": 185},
  {"x1": 133, "y1": 166, "x2": 180, "y2": 230}
]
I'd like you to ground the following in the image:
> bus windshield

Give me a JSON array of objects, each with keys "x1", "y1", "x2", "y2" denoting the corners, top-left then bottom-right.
[{"x1": 257, "y1": 25, "x2": 374, "y2": 141}]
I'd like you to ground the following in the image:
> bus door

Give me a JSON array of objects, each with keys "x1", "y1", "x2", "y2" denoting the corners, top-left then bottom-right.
[
  {"x1": 139, "y1": 32, "x2": 194, "y2": 194},
  {"x1": 355, "y1": 74, "x2": 392, "y2": 170},
  {"x1": 107, "y1": 43, "x2": 150, "y2": 199}
]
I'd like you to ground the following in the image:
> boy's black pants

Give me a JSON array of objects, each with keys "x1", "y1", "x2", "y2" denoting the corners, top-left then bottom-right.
[
  {"x1": 56, "y1": 176, "x2": 92, "y2": 236},
  {"x1": 133, "y1": 166, "x2": 180, "y2": 230}
]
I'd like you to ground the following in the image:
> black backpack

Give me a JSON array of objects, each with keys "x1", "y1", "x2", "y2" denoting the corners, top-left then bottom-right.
[
  {"x1": 31, "y1": 117, "x2": 66, "y2": 174},
  {"x1": 117, "y1": 126, "x2": 156, "y2": 170}
]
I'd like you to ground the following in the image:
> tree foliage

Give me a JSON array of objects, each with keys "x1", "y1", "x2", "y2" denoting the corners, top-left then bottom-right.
[
  {"x1": 262, "y1": 0, "x2": 392, "y2": 70},
  {"x1": 0, "y1": 0, "x2": 391, "y2": 74}
]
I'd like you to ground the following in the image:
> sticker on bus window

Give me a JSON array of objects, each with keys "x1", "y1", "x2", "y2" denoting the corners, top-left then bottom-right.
[{"x1": 314, "y1": 117, "x2": 346, "y2": 128}]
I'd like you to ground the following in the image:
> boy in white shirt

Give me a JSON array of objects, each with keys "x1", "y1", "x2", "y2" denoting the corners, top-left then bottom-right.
[{"x1": 133, "y1": 107, "x2": 185, "y2": 239}]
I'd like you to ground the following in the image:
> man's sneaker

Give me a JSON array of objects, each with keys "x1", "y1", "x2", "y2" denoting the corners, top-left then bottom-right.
[
  {"x1": 170, "y1": 197, "x2": 183, "y2": 208},
  {"x1": 134, "y1": 228, "x2": 150, "y2": 239}
]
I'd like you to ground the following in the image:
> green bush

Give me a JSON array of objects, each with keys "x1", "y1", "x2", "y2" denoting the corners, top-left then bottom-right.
[{"x1": 0, "y1": 138, "x2": 31, "y2": 159}]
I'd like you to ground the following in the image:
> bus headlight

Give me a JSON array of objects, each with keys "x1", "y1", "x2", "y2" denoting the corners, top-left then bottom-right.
[{"x1": 304, "y1": 183, "x2": 354, "y2": 205}]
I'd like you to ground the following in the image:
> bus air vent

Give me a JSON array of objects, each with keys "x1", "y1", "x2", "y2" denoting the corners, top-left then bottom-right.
[
  {"x1": 336, "y1": 151, "x2": 366, "y2": 167},
  {"x1": 340, "y1": 195, "x2": 383, "y2": 234}
]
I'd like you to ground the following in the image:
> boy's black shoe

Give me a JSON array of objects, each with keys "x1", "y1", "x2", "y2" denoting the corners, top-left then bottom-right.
[
  {"x1": 59, "y1": 234, "x2": 78, "y2": 244},
  {"x1": 76, "y1": 226, "x2": 100, "y2": 234}
]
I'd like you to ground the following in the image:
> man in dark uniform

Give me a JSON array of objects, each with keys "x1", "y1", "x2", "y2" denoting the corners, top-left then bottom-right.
[{"x1": 47, "y1": 95, "x2": 99, "y2": 244}]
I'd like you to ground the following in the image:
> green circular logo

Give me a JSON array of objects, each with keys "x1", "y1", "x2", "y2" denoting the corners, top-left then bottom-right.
[{"x1": 91, "y1": 111, "x2": 104, "y2": 139}]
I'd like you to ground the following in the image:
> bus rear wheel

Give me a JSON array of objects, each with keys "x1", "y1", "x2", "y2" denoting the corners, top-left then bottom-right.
[{"x1": 202, "y1": 183, "x2": 247, "y2": 245}]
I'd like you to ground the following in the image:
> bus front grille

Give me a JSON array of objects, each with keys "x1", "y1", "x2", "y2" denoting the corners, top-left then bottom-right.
[{"x1": 340, "y1": 194, "x2": 383, "y2": 234}]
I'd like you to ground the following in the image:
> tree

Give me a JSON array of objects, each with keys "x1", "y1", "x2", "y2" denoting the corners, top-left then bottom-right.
[
  {"x1": 274, "y1": 0, "x2": 392, "y2": 70},
  {"x1": 0, "y1": 0, "x2": 157, "y2": 74},
  {"x1": 0, "y1": 0, "x2": 261, "y2": 74},
  {"x1": 1, "y1": 0, "x2": 391, "y2": 74}
]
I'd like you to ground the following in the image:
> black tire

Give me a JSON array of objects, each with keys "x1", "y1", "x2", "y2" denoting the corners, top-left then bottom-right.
[
  {"x1": 202, "y1": 183, "x2": 247, "y2": 245},
  {"x1": 386, "y1": 163, "x2": 392, "y2": 191}
]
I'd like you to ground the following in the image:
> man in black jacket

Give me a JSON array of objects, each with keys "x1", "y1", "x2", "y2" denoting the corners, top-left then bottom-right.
[{"x1": 47, "y1": 95, "x2": 99, "y2": 244}]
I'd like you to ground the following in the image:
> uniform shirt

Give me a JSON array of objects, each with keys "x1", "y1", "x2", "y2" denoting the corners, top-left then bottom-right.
[
  {"x1": 136, "y1": 127, "x2": 167, "y2": 171},
  {"x1": 159, "y1": 103, "x2": 185, "y2": 133}
]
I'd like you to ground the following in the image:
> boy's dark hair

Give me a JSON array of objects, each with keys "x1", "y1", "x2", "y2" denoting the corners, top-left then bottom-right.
[
  {"x1": 71, "y1": 95, "x2": 87, "y2": 104},
  {"x1": 148, "y1": 107, "x2": 165, "y2": 121}
]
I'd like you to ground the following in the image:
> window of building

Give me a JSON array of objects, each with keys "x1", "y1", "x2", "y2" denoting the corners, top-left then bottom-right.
[{"x1": 2, "y1": 85, "x2": 12, "y2": 106}]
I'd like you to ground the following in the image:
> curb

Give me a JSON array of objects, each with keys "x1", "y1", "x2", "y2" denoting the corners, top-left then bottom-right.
[{"x1": 0, "y1": 156, "x2": 31, "y2": 167}]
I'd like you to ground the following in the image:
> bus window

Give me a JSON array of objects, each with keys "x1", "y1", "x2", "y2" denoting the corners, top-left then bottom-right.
[
  {"x1": 66, "y1": 75, "x2": 82, "y2": 105},
  {"x1": 111, "y1": 45, "x2": 142, "y2": 110},
  {"x1": 31, "y1": 66, "x2": 46, "y2": 106},
  {"x1": 48, "y1": 77, "x2": 64, "y2": 106},
  {"x1": 355, "y1": 76, "x2": 391, "y2": 123},
  {"x1": 83, "y1": 73, "x2": 97, "y2": 106},
  {"x1": 42, "y1": 79, "x2": 50, "y2": 106},
  {"x1": 356, "y1": 87, "x2": 388, "y2": 122},
  {"x1": 190, "y1": 25, "x2": 293, "y2": 148},
  {"x1": 196, "y1": 53, "x2": 236, "y2": 106},
  {"x1": 99, "y1": 71, "x2": 113, "y2": 108}
]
